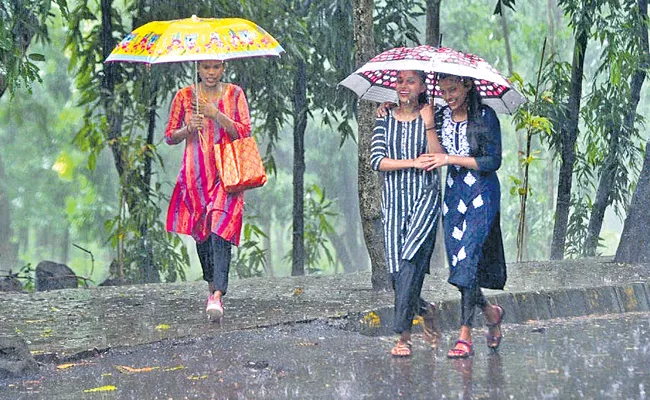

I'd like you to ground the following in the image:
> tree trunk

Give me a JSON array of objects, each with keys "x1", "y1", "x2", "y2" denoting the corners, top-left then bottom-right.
[
  {"x1": 615, "y1": 0, "x2": 650, "y2": 263},
  {"x1": 327, "y1": 229, "x2": 356, "y2": 273},
  {"x1": 140, "y1": 82, "x2": 159, "y2": 283},
  {"x1": 425, "y1": 0, "x2": 442, "y2": 47},
  {"x1": 0, "y1": 152, "x2": 16, "y2": 273},
  {"x1": 263, "y1": 214, "x2": 274, "y2": 278},
  {"x1": 100, "y1": 0, "x2": 125, "y2": 179},
  {"x1": 549, "y1": 26, "x2": 588, "y2": 260},
  {"x1": 354, "y1": 0, "x2": 390, "y2": 291},
  {"x1": 291, "y1": 59, "x2": 307, "y2": 276},
  {"x1": 425, "y1": 0, "x2": 447, "y2": 271}
]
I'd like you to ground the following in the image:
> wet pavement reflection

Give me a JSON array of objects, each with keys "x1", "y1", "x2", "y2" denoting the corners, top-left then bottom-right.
[{"x1": 1, "y1": 312, "x2": 649, "y2": 399}]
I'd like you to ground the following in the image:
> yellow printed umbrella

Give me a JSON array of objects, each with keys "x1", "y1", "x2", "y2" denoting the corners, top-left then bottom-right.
[
  {"x1": 105, "y1": 15, "x2": 284, "y2": 116},
  {"x1": 105, "y1": 15, "x2": 285, "y2": 64}
]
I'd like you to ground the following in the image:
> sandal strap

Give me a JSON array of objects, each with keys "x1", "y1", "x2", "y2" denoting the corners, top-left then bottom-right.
[{"x1": 455, "y1": 339, "x2": 473, "y2": 349}]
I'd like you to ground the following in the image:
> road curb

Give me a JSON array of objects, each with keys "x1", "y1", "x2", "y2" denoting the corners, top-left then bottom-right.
[{"x1": 345, "y1": 282, "x2": 650, "y2": 337}]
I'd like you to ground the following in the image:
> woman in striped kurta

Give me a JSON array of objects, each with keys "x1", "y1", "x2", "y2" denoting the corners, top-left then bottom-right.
[
  {"x1": 371, "y1": 70, "x2": 442, "y2": 357},
  {"x1": 164, "y1": 60, "x2": 251, "y2": 321},
  {"x1": 427, "y1": 73, "x2": 507, "y2": 358}
]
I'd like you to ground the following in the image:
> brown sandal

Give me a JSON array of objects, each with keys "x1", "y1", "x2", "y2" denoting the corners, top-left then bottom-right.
[
  {"x1": 485, "y1": 305, "x2": 505, "y2": 350},
  {"x1": 391, "y1": 339, "x2": 412, "y2": 357}
]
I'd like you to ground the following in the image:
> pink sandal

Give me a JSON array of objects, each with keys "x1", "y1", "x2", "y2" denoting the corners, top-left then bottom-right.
[{"x1": 447, "y1": 339, "x2": 474, "y2": 359}]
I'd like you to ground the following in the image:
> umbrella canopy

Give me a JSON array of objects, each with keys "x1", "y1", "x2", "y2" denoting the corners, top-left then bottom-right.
[
  {"x1": 105, "y1": 15, "x2": 285, "y2": 64},
  {"x1": 339, "y1": 45, "x2": 525, "y2": 114}
]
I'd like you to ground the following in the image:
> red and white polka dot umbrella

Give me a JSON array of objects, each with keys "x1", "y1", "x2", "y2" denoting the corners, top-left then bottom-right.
[{"x1": 339, "y1": 45, "x2": 525, "y2": 114}]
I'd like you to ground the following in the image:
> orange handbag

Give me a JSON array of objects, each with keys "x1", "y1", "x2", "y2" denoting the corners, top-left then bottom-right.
[{"x1": 214, "y1": 135, "x2": 268, "y2": 192}]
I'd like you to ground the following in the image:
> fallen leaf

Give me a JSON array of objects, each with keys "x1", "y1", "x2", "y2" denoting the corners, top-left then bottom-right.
[
  {"x1": 362, "y1": 311, "x2": 380, "y2": 328},
  {"x1": 187, "y1": 374, "x2": 208, "y2": 380},
  {"x1": 83, "y1": 385, "x2": 117, "y2": 393},
  {"x1": 114, "y1": 365, "x2": 160, "y2": 374},
  {"x1": 57, "y1": 362, "x2": 93, "y2": 370},
  {"x1": 293, "y1": 287, "x2": 303, "y2": 296},
  {"x1": 163, "y1": 365, "x2": 186, "y2": 372},
  {"x1": 155, "y1": 324, "x2": 171, "y2": 331}
]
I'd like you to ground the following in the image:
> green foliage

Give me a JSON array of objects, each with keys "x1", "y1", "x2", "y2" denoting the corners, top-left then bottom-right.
[
  {"x1": 0, "y1": 0, "x2": 69, "y2": 96},
  {"x1": 283, "y1": 184, "x2": 338, "y2": 274},
  {"x1": 232, "y1": 219, "x2": 268, "y2": 279}
]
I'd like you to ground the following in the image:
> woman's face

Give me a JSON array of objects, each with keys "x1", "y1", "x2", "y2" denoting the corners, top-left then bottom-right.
[
  {"x1": 198, "y1": 61, "x2": 225, "y2": 87},
  {"x1": 438, "y1": 76, "x2": 471, "y2": 111},
  {"x1": 396, "y1": 70, "x2": 426, "y2": 105}
]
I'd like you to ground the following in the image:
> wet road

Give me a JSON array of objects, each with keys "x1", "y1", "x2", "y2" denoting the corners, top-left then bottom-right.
[{"x1": 2, "y1": 312, "x2": 649, "y2": 399}]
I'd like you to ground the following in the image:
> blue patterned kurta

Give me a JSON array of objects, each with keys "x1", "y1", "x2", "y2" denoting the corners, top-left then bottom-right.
[
  {"x1": 437, "y1": 105, "x2": 506, "y2": 289},
  {"x1": 371, "y1": 111, "x2": 441, "y2": 273}
]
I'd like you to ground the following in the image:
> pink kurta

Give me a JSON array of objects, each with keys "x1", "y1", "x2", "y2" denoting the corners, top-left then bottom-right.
[{"x1": 164, "y1": 84, "x2": 251, "y2": 245}]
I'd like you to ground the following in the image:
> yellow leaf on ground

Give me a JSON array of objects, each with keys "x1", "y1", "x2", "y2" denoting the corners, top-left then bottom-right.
[
  {"x1": 155, "y1": 324, "x2": 171, "y2": 331},
  {"x1": 83, "y1": 385, "x2": 117, "y2": 393},
  {"x1": 362, "y1": 311, "x2": 380, "y2": 328},
  {"x1": 57, "y1": 362, "x2": 92, "y2": 370}
]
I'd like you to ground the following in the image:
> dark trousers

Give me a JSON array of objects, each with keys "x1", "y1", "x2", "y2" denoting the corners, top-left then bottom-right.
[
  {"x1": 459, "y1": 285, "x2": 488, "y2": 327},
  {"x1": 196, "y1": 233, "x2": 232, "y2": 296},
  {"x1": 391, "y1": 229, "x2": 436, "y2": 334}
]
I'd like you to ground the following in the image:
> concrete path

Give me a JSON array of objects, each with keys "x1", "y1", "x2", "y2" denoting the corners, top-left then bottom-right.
[{"x1": 0, "y1": 257, "x2": 648, "y2": 362}]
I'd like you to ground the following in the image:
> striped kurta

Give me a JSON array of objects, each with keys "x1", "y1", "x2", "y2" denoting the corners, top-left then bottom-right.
[
  {"x1": 164, "y1": 84, "x2": 251, "y2": 245},
  {"x1": 371, "y1": 111, "x2": 441, "y2": 273}
]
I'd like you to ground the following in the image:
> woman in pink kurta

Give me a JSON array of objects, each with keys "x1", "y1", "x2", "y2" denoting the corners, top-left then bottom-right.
[{"x1": 164, "y1": 60, "x2": 251, "y2": 321}]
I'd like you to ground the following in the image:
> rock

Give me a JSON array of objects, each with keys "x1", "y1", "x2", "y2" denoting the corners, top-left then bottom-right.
[
  {"x1": 0, "y1": 274, "x2": 23, "y2": 292},
  {"x1": 99, "y1": 277, "x2": 128, "y2": 287},
  {"x1": 35, "y1": 261, "x2": 78, "y2": 291},
  {"x1": 0, "y1": 336, "x2": 39, "y2": 379}
]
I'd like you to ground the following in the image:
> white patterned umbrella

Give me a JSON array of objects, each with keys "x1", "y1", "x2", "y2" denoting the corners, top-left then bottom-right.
[{"x1": 339, "y1": 45, "x2": 525, "y2": 114}]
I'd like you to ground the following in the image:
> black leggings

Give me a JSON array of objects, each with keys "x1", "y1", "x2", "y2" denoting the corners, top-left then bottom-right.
[
  {"x1": 196, "y1": 233, "x2": 232, "y2": 296},
  {"x1": 459, "y1": 285, "x2": 488, "y2": 327},
  {"x1": 391, "y1": 227, "x2": 437, "y2": 334}
]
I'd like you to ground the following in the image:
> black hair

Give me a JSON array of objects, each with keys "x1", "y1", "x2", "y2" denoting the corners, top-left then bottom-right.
[
  {"x1": 437, "y1": 73, "x2": 482, "y2": 121},
  {"x1": 415, "y1": 70, "x2": 428, "y2": 105}
]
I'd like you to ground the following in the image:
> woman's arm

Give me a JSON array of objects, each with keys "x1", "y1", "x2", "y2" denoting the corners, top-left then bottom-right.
[
  {"x1": 472, "y1": 107, "x2": 502, "y2": 172},
  {"x1": 164, "y1": 90, "x2": 187, "y2": 145}
]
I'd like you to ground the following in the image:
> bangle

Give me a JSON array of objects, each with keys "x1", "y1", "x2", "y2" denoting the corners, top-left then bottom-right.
[{"x1": 425, "y1": 126, "x2": 435, "y2": 131}]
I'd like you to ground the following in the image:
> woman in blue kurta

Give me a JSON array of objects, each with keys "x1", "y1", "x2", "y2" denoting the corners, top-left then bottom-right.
[
  {"x1": 371, "y1": 70, "x2": 442, "y2": 357},
  {"x1": 427, "y1": 73, "x2": 507, "y2": 358}
]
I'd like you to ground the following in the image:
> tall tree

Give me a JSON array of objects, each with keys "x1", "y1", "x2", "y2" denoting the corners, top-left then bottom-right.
[
  {"x1": 549, "y1": 0, "x2": 591, "y2": 260},
  {"x1": 353, "y1": 0, "x2": 389, "y2": 290},
  {"x1": 614, "y1": 0, "x2": 650, "y2": 263}
]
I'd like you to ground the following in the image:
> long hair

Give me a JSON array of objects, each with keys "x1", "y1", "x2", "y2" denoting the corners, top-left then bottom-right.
[{"x1": 437, "y1": 73, "x2": 482, "y2": 121}]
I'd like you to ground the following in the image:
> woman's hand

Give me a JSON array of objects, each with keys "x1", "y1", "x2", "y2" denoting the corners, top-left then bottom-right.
[
  {"x1": 420, "y1": 103, "x2": 435, "y2": 127},
  {"x1": 413, "y1": 153, "x2": 436, "y2": 170},
  {"x1": 188, "y1": 113, "x2": 205, "y2": 134},
  {"x1": 426, "y1": 153, "x2": 450, "y2": 170},
  {"x1": 376, "y1": 102, "x2": 395, "y2": 118},
  {"x1": 192, "y1": 98, "x2": 220, "y2": 121}
]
